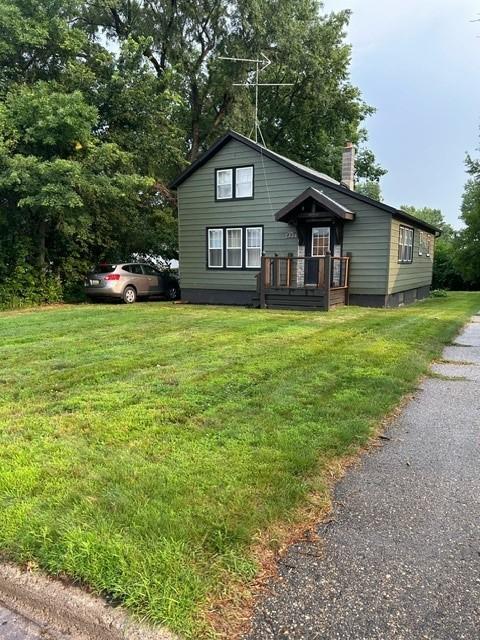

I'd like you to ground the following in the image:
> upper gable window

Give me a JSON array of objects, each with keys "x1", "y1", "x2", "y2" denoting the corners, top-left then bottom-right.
[
  {"x1": 216, "y1": 169, "x2": 233, "y2": 199},
  {"x1": 215, "y1": 166, "x2": 253, "y2": 200},
  {"x1": 235, "y1": 167, "x2": 253, "y2": 198}
]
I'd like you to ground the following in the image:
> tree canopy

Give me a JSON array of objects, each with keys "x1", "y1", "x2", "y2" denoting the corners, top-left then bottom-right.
[
  {"x1": 400, "y1": 205, "x2": 464, "y2": 290},
  {"x1": 455, "y1": 154, "x2": 480, "y2": 288}
]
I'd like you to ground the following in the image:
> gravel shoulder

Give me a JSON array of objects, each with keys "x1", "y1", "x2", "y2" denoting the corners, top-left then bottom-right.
[
  {"x1": 0, "y1": 563, "x2": 176, "y2": 640},
  {"x1": 246, "y1": 315, "x2": 480, "y2": 640}
]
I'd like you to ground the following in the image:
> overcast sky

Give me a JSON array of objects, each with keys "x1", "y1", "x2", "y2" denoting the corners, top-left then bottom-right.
[{"x1": 325, "y1": 0, "x2": 480, "y2": 226}]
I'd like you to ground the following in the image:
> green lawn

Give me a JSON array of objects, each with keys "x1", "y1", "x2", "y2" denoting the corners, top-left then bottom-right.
[{"x1": 1, "y1": 293, "x2": 479, "y2": 637}]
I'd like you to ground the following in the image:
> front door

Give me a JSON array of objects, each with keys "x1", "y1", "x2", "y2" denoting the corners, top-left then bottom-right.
[{"x1": 305, "y1": 226, "x2": 330, "y2": 285}]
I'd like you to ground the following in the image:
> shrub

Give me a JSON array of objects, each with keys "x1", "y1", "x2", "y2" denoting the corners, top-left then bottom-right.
[{"x1": 0, "y1": 264, "x2": 63, "y2": 309}]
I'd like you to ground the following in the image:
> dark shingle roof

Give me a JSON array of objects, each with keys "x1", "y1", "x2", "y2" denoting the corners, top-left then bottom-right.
[{"x1": 170, "y1": 130, "x2": 441, "y2": 235}]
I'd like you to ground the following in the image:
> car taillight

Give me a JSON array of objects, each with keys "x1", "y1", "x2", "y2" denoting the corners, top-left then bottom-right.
[{"x1": 104, "y1": 274, "x2": 120, "y2": 280}]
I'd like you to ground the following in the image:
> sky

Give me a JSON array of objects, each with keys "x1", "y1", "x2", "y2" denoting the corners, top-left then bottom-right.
[{"x1": 325, "y1": 0, "x2": 480, "y2": 227}]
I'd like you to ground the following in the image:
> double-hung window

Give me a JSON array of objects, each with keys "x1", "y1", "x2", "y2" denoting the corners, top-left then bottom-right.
[
  {"x1": 208, "y1": 228, "x2": 224, "y2": 268},
  {"x1": 226, "y1": 228, "x2": 242, "y2": 268},
  {"x1": 207, "y1": 226, "x2": 263, "y2": 269},
  {"x1": 235, "y1": 167, "x2": 253, "y2": 198},
  {"x1": 215, "y1": 166, "x2": 253, "y2": 200},
  {"x1": 398, "y1": 225, "x2": 414, "y2": 263},
  {"x1": 418, "y1": 231, "x2": 433, "y2": 258},
  {"x1": 425, "y1": 234, "x2": 432, "y2": 257},
  {"x1": 246, "y1": 227, "x2": 262, "y2": 268},
  {"x1": 216, "y1": 169, "x2": 233, "y2": 200}
]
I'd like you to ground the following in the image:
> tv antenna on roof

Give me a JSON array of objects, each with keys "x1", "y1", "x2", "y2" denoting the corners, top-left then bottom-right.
[{"x1": 219, "y1": 53, "x2": 293, "y2": 146}]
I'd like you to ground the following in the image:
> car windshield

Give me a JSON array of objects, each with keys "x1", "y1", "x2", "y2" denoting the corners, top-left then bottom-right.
[{"x1": 94, "y1": 264, "x2": 116, "y2": 273}]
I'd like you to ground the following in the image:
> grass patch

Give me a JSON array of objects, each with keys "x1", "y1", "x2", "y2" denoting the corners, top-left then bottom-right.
[{"x1": 0, "y1": 293, "x2": 479, "y2": 636}]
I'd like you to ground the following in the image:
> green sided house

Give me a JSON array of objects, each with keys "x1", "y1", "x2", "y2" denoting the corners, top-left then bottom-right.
[{"x1": 170, "y1": 130, "x2": 440, "y2": 310}]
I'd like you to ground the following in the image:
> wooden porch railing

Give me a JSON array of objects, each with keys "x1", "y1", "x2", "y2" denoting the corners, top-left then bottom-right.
[{"x1": 258, "y1": 254, "x2": 350, "y2": 310}]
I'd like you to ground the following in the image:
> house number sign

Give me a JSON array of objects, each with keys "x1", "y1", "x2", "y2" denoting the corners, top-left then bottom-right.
[{"x1": 284, "y1": 231, "x2": 297, "y2": 239}]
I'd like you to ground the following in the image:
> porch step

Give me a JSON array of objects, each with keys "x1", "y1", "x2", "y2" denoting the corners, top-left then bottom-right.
[{"x1": 262, "y1": 292, "x2": 327, "y2": 310}]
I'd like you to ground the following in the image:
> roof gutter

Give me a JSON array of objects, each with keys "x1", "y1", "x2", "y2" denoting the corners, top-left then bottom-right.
[{"x1": 392, "y1": 211, "x2": 442, "y2": 235}]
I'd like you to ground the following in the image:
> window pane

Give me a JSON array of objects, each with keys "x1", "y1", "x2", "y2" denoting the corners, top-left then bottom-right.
[
  {"x1": 398, "y1": 226, "x2": 414, "y2": 263},
  {"x1": 400, "y1": 228, "x2": 413, "y2": 262},
  {"x1": 216, "y1": 169, "x2": 233, "y2": 199},
  {"x1": 246, "y1": 227, "x2": 262, "y2": 267},
  {"x1": 95, "y1": 264, "x2": 116, "y2": 273},
  {"x1": 143, "y1": 265, "x2": 159, "y2": 275},
  {"x1": 209, "y1": 249, "x2": 223, "y2": 267},
  {"x1": 226, "y1": 228, "x2": 242, "y2": 267},
  {"x1": 209, "y1": 229, "x2": 222, "y2": 249},
  {"x1": 246, "y1": 248, "x2": 261, "y2": 267},
  {"x1": 235, "y1": 167, "x2": 253, "y2": 198},
  {"x1": 312, "y1": 227, "x2": 330, "y2": 257},
  {"x1": 246, "y1": 227, "x2": 261, "y2": 248},
  {"x1": 227, "y1": 249, "x2": 241, "y2": 267},
  {"x1": 227, "y1": 228, "x2": 242, "y2": 248},
  {"x1": 208, "y1": 229, "x2": 223, "y2": 267}
]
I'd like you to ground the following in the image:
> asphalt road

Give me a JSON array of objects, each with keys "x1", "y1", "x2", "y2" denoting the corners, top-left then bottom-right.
[{"x1": 247, "y1": 315, "x2": 480, "y2": 639}]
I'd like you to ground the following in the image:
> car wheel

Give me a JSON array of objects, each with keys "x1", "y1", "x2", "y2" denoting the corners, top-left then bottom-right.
[
  {"x1": 166, "y1": 286, "x2": 179, "y2": 301},
  {"x1": 123, "y1": 286, "x2": 137, "y2": 304}
]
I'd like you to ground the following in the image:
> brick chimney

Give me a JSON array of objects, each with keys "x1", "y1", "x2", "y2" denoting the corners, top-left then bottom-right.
[{"x1": 341, "y1": 142, "x2": 355, "y2": 190}]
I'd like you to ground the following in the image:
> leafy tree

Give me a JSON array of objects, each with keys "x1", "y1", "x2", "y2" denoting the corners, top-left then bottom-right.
[
  {"x1": 356, "y1": 180, "x2": 383, "y2": 201},
  {"x1": 0, "y1": 0, "x2": 181, "y2": 303},
  {"x1": 78, "y1": 0, "x2": 382, "y2": 179},
  {"x1": 0, "y1": 0, "x2": 89, "y2": 91},
  {"x1": 400, "y1": 205, "x2": 464, "y2": 290},
  {"x1": 0, "y1": 83, "x2": 154, "y2": 281},
  {"x1": 454, "y1": 154, "x2": 480, "y2": 288},
  {"x1": 400, "y1": 205, "x2": 452, "y2": 235}
]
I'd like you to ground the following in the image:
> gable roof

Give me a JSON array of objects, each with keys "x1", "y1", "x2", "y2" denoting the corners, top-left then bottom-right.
[
  {"x1": 275, "y1": 187, "x2": 355, "y2": 222},
  {"x1": 170, "y1": 130, "x2": 441, "y2": 235}
]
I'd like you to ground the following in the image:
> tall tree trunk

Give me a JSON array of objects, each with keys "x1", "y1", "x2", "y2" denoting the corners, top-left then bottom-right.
[{"x1": 189, "y1": 80, "x2": 202, "y2": 161}]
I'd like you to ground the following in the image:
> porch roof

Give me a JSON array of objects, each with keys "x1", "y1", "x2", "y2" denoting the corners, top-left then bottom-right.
[{"x1": 275, "y1": 187, "x2": 355, "y2": 223}]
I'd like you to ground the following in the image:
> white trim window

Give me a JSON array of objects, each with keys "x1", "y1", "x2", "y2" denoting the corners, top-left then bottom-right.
[
  {"x1": 311, "y1": 227, "x2": 330, "y2": 257},
  {"x1": 246, "y1": 227, "x2": 262, "y2": 268},
  {"x1": 208, "y1": 228, "x2": 223, "y2": 267},
  {"x1": 216, "y1": 169, "x2": 233, "y2": 199},
  {"x1": 235, "y1": 167, "x2": 253, "y2": 198},
  {"x1": 226, "y1": 228, "x2": 242, "y2": 268},
  {"x1": 419, "y1": 231, "x2": 424, "y2": 256},
  {"x1": 398, "y1": 225, "x2": 414, "y2": 263}
]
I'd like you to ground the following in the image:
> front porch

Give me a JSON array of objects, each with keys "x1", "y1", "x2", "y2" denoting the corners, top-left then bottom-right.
[{"x1": 257, "y1": 254, "x2": 350, "y2": 310}]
